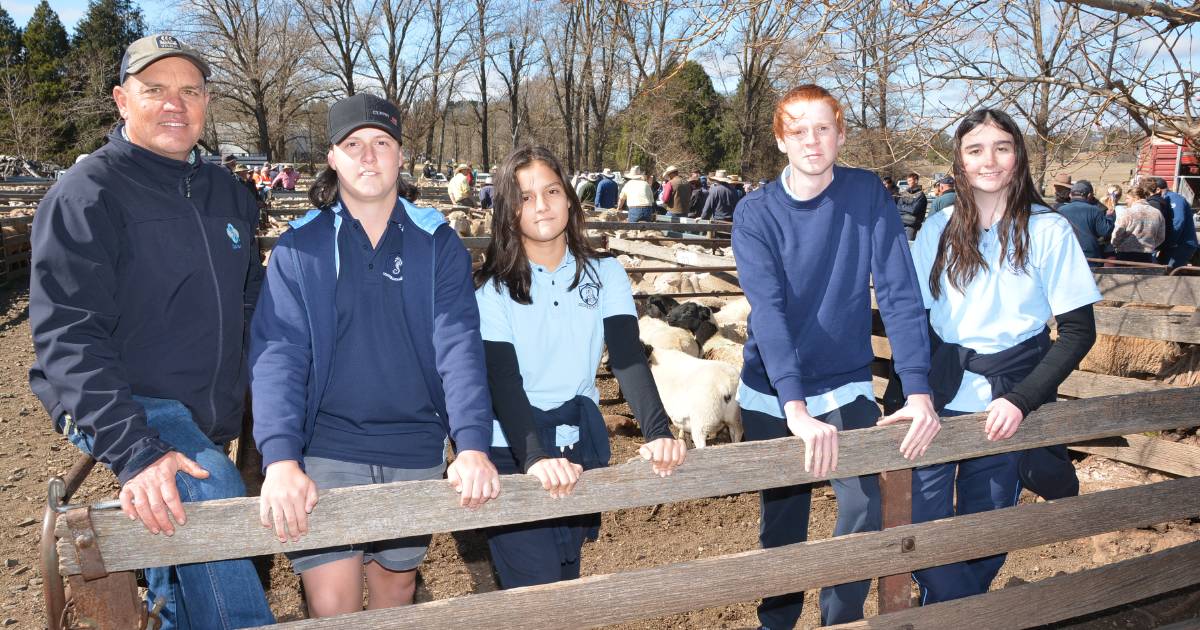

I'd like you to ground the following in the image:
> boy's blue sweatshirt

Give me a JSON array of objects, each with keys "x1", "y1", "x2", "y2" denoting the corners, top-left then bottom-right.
[
  {"x1": 249, "y1": 199, "x2": 492, "y2": 470},
  {"x1": 734, "y1": 166, "x2": 931, "y2": 405}
]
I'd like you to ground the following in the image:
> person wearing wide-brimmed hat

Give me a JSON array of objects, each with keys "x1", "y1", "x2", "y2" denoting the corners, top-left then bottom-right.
[
  {"x1": 577, "y1": 172, "x2": 598, "y2": 208},
  {"x1": 618, "y1": 165, "x2": 655, "y2": 222},
  {"x1": 1050, "y1": 172, "x2": 1073, "y2": 208},
  {"x1": 448, "y1": 163, "x2": 477, "y2": 206},
  {"x1": 660, "y1": 165, "x2": 692, "y2": 218},
  {"x1": 701, "y1": 169, "x2": 739, "y2": 221}
]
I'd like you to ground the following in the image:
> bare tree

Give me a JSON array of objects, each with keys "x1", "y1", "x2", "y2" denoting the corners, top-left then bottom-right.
[
  {"x1": 298, "y1": 0, "x2": 376, "y2": 96},
  {"x1": 0, "y1": 66, "x2": 55, "y2": 161},
  {"x1": 176, "y1": 0, "x2": 324, "y2": 159},
  {"x1": 1058, "y1": 0, "x2": 1200, "y2": 25},
  {"x1": 541, "y1": 2, "x2": 583, "y2": 171},
  {"x1": 470, "y1": 0, "x2": 492, "y2": 168},
  {"x1": 490, "y1": 8, "x2": 538, "y2": 152},
  {"x1": 359, "y1": 0, "x2": 428, "y2": 145}
]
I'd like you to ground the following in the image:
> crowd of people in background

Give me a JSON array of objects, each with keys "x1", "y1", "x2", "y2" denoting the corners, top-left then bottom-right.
[{"x1": 877, "y1": 167, "x2": 1196, "y2": 270}]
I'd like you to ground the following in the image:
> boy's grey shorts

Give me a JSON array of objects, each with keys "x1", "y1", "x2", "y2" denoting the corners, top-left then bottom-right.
[{"x1": 285, "y1": 456, "x2": 445, "y2": 574}]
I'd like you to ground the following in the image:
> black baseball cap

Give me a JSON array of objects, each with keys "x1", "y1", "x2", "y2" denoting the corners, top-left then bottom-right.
[
  {"x1": 1070, "y1": 180, "x2": 1094, "y2": 196},
  {"x1": 328, "y1": 94, "x2": 403, "y2": 145}
]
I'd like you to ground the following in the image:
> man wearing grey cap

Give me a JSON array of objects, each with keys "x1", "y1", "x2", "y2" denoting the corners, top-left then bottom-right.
[{"x1": 28, "y1": 34, "x2": 274, "y2": 628}]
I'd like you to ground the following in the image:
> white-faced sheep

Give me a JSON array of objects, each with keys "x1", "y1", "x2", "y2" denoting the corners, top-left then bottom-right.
[
  {"x1": 702, "y1": 324, "x2": 745, "y2": 369},
  {"x1": 639, "y1": 315, "x2": 699, "y2": 357},
  {"x1": 646, "y1": 346, "x2": 743, "y2": 447},
  {"x1": 713, "y1": 296, "x2": 751, "y2": 326}
]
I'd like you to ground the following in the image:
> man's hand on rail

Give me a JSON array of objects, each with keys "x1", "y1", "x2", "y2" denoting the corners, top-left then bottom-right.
[
  {"x1": 447, "y1": 449, "x2": 500, "y2": 510},
  {"x1": 784, "y1": 400, "x2": 838, "y2": 478},
  {"x1": 984, "y1": 398, "x2": 1024, "y2": 441},
  {"x1": 119, "y1": 451, "x2": 209, "y2": 536},
  {"x1": 259, "y1": 460, "x2": 319, "y2": 543},
  {"x1": 877, "y1": 393, "x2": 941, "y2": 460}
]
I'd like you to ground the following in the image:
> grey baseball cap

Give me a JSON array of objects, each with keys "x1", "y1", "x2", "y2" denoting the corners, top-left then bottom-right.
[{"x1": 119, "y1": 34, "x2": 211, "y2": 84}]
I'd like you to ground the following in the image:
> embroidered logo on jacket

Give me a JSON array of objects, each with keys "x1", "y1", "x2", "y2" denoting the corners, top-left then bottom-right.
[
  {"x1": 577, "y1": 282, "x2": 600, "y2": 309},
  {"x1": 383, "y1": 254, "x2": 403, "y2": 281},
  {"x1": 225, "y1": 223, "x2": 241, "y2": 250}
]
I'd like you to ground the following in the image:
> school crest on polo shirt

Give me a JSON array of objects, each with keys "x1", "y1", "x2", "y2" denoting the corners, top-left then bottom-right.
[
  {"x1": 383, "y1": 253, "x2": 403, "y2": 281},
  {"x1": 577, "y1": 282, "x2": 600, "y2": 309}
]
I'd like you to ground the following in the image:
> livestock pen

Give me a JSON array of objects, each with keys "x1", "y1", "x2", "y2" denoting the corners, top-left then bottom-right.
[{"x1": 36, "y1": 205, "x2": 1200, "y2": 628}]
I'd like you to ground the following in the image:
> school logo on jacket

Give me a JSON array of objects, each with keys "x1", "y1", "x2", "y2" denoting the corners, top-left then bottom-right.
[
  {"x1": 577, "y1": 282, "x2": 600, "y2": 309},
  {"x1": 225, "y1": 223, "x2": 241, "y2": 250},
  {"x1": 383, "y1": 254, "x2": 403, "y2": 281}
]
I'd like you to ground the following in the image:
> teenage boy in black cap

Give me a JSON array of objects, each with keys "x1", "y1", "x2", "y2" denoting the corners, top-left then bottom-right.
[{"x1": 251, "y1": 92, "x2": 498, "y2": 616}]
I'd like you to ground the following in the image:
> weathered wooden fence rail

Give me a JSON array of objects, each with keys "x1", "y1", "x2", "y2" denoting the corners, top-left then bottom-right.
[
  {"x1": 56, "y1": 387, "x2": 1199, "y2": 575},
  {"x1": 257, "y1": 477, "x2": 1200, "y2": 629}
]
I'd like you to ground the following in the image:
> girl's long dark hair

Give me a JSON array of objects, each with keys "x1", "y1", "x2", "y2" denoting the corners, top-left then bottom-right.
[
  {"x1": 308, "y1": 156, "x2": 418, "y2": 209},
  {"x1": 474, "y1": 145, "x2": 608, "y2": 304},
  {"x1": 929, "y1": 109, "x2": 1044, "y2": 300}
]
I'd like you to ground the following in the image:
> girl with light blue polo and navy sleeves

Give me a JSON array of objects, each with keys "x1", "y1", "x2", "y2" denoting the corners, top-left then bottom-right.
[
  {"x1": 908, "y1": 109, "x2": 1100, "y2": 604},
  {"x1": 474, "y1": 145, "x2": 688, "y2": 588}
]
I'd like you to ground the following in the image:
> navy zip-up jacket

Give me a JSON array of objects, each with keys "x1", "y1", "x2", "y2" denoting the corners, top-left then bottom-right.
[
  {"x1": 29, "y1": 126, "x2": 263, "y2": 484},
  {"x1": 249, "y1": 199, "x2": 492, "y2": 470}
]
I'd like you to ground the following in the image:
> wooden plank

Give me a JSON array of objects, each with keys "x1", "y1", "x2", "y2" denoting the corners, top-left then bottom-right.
[
  {"x1": 261, "y1": 478, "x2": 1200, "y2": 629},
  {"x1": 1093, "y1": 273, "x2": 1200, "y2": 307},
  {"x1": 1091, "y1": 305, "x2": 1200, "y2": 344},
  {"x1": 827, "y1": 541, "x2": 1200, "y2": 629},
  {"x1": 877, "y1": 469, "x2": 913, "y2": 613},
  {"x1": 586, "y1": 220, "x2": 732, "y2": 233},
  {"x1": 1057, "y1": 369, "x2": 1177, "y2": 398},
  {"x1": 607, "y1": 236, "x2": 732, "y2": 267},
  {"x1": 56, "y1": 387, "x2": 1200, "y2": 575},
  {"x1": 1071, "y1": 434, "x2": 1200, "y2": 477},
  {"x1": 258, "y1": 235, "x2": 602, "y2": 253},
  {"x1": 868, "y1": 334, "x2": 1178, "y2": 399}
]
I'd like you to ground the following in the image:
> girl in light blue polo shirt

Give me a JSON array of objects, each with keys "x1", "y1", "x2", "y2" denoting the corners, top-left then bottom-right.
[
  {"x1": 474, "y1": 145, "x2": 687, "y2": 588},
  {"x1": 909, "y1": 109, "x2": 1100, "y2": 604}
]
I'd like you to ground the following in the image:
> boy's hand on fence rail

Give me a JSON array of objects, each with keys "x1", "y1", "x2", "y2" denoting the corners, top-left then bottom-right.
[
  {"x1": 527, "y1": 458, "x2": 583, "y2": 498},
  {"x1": 119, "y1": 451, "x2": 210, "y2": 536},
  {"x1": 447, "y1": 450, "x2": 501, "y2": 510},
  {"x1": 877, "y1": 393, "x2": 941, "y2": 460},
  {"x1": 984, "y1": 398, "x2": 1025, "y2": 441},
  {"x1": 784, "y1": 400, "x2": 838, "y2": 478},
  {"x1": 639, "y1": 437, "x2": 687, "y2": 477},
  {"x1": 259, "y1": 460, "x2": 320, "y2": 543}
]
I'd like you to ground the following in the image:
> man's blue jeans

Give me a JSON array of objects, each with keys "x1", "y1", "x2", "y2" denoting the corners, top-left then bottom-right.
[
  {"x1": 626, "y1": 205, "x2": 655, "y2": 222},
  {"x1": 59, "y1": 397, "x2": 275, "y2": 630}
]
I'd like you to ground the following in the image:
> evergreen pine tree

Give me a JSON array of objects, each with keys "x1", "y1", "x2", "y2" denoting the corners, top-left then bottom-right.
[
  {"x1": 0, "y1": 6, "x2": 22, "y2": 66},
  {"x1": 22, "y1": 1, "x2": 70, "y2": 104},
  {"x1": 69, "y1": 0, "x2": 147, "y2": 151}
]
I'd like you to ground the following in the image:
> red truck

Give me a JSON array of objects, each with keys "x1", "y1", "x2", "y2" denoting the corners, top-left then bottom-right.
[{"x1": 1138, "y1": 136, "x2": 1199, "y2": 203}]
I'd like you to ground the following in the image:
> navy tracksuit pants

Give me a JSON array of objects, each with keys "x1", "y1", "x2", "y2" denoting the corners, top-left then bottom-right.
[
  {"x1": 484, "y1": 445, "x2": 599, "y2": 589},
  {"x1": 910, "y1": 410, "x2": 1023, "y2": 604},
  {"x1": 742, "y1": 396, "x2": 882, "y2": 629}
]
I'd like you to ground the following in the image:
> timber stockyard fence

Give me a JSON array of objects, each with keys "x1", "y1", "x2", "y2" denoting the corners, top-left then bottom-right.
[
  {"x1": 26, "y1": 185, "x2": 1200, "y2": 628},
  {"x1": 44, "y1": 387, "x2": 1200, "y2": 629}
]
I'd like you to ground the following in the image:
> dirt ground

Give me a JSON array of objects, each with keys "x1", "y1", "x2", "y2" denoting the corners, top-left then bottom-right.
[{"x1": 1, "y1": 281, "x2": 1198, "y2": 629}]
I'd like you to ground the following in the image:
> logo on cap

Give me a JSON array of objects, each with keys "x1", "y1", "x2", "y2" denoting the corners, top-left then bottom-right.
[{"x1": 155, "y1": 35, "x2": 182, "y2": 50}]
